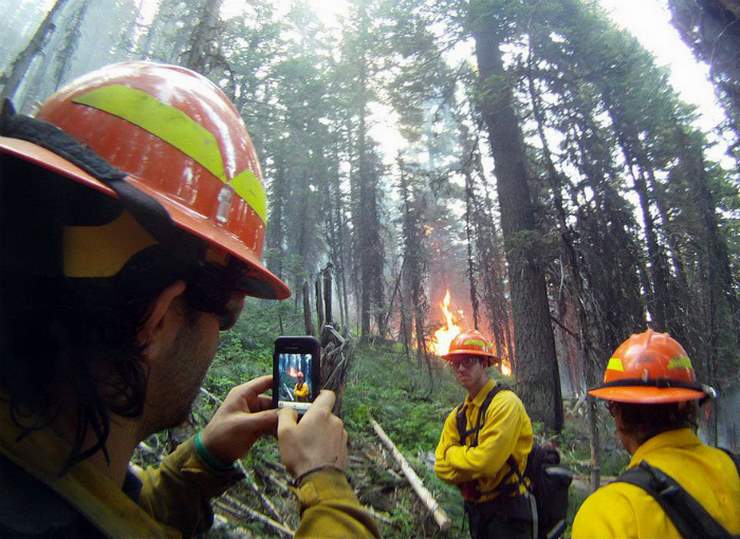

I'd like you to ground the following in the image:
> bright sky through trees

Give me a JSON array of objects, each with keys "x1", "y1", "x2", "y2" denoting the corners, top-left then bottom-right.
[
  {"x1": 598, "y1": 0, "x2": 728, "y2": 162},
  {"x1": 43, "y1": 0, "x2": 731, "y2": 163},
  {"x1": 292, "y1": 0, "x2": 730, "y2": 164}
]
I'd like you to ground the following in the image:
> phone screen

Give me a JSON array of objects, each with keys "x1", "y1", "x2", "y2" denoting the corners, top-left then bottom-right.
[{"x1": 276, "y1": 351, "x2": 315, "y2": 413}]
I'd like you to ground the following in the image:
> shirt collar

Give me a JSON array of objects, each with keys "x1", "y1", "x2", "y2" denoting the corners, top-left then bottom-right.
[
  {"x1": 467, "y1": 378, "x2": 495, "y2": 408},
  {"x1": 628, "y1": 428, "x2": 701, "y2": 468}
]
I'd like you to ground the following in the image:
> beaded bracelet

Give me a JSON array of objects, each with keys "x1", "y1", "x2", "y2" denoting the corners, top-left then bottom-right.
[{"x1": 194, "y1": 431, "x2": 235, "y2": 472}]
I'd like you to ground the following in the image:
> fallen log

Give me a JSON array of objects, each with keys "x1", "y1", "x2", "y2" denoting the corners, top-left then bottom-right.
[{"x1": 369, "y1": 415, "x2": 451, "y2": 531}]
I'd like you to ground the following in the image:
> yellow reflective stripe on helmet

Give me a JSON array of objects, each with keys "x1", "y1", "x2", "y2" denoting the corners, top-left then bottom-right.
[
  {"x1": 668, "y1": 355, "x2": 693, "y2": 370},
  {"x1": 463, "y1": 338, "x2": 486, "y2": 348},
  {"x1": 73, "y1": 85, "x2": 267, "y2": 223},
  {"x1": 230, "y1": 169, "x2": 266, "y2": 224},
  {"x1": 606, "y1": 357, "x2": 624, "y2": 371}
]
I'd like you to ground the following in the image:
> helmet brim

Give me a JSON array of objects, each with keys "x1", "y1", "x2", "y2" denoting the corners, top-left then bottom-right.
[
  {"x1": 0, "y1": 136, "x2": 291, "y2": 300},
  {"x1": 588, "y1": 386, "x2": 706, "y2": 404},
  {"x1": 442, "y1": 348, "x2": 499, "y2": 361}
]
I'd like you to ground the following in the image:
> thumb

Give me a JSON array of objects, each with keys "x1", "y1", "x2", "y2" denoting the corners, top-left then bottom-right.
[
  {"x1": 241, "y1": 409, "x2": 279, "y2": 438},
  {"x1": 277, "y1": 406, "x2": 298, "y2": 437}
]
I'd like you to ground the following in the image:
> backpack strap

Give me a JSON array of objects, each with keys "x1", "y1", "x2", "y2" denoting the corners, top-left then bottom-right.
[
  {"x1": 616, "y1": 460, "x2": 733, "y2": 539},
  {"x1": 455, "y1": 384, "x2": 510, "y2": 447},
  {"x1": 455, "y1": 384, "x2": 525, "y2": 498}
]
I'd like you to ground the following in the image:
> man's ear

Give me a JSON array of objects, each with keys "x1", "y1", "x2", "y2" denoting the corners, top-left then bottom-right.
[{"x1": 138, "y1": 280, "x2": 187, "y2": 358}]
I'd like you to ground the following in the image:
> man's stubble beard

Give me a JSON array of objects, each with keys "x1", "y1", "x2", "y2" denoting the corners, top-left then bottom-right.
[{"x1": 142, "y1": 312, "x2": 218, "y2": 435}]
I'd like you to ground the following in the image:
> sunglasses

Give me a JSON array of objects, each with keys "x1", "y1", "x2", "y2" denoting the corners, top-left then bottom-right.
[
  {"x1": 450, "y1": 356, "x2": 481, "y2": 370},
  {"x1": 184, "y1": 262, "x2": 245, "y2": 330}
]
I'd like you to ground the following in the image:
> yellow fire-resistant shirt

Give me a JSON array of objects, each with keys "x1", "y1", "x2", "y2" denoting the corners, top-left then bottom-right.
[
  {"x1": 0, "y1": 398, "x2": 380, "y2": 538},
  {"x1": 434, "y1": 378, "x2": 533, "y2": 502},
  {"x1": 572, "y1": 428, "x2": 740, "y2": 539},
  {"x1": 294, "y1": 382, "x2": 310, "y2": 401}
]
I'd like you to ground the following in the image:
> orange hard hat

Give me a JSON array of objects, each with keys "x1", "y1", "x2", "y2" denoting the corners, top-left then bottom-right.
[
  {"x1": 443, "y1": 330, "x2": 499, "y2": 364},
  {"x1": 0, "y1": 61, "x2": 289, "y2": 299},
  {"x1": 589, "y1": 329, "x2": 712, "y2": 404}
]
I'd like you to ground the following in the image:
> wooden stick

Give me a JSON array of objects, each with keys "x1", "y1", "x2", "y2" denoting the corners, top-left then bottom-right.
[
  {"x1": 368, "y1": 415, "x2": 451, "y2": 531},
  {"x1": 212, "y1": 514, "x2": 253, "y2": 538},
  {"x1": 241, "y1": 466, "x2": 283, "y2": 522},
  {"x1": 215, "y1": 496, "x2": 295, "y2": 537},
  {"x1": 363, "y1": 505, "x2": 394, "y2": 525}
]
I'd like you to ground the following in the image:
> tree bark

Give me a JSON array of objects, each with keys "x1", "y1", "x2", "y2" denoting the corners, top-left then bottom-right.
[
  {"x1": 323, "y1": 265, "x2": 333, "y2": 326},
  {"x1": 315, "y1": 275, "x2": 325, "y2": 333},
  {"x1": 52, "y1": 0, "x2": 90, "y2": 91},
  {"x1": 1, "y1": 0, "x2": 71, "y2": 103},
  {"x1": 471, "y1": 5, "x2": 563, "y2": 431},
  {"x1": 183, "y1": 0, "x2": 224, "y2": 74},
  {"x1": 303, "y1": 281, "x2": 314, "y2": 336}
]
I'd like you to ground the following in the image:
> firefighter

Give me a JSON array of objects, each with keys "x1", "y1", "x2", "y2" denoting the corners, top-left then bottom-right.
[
  {"x1": 0, "y1": 62, "x2": 378, "y2": 538},
  {"x1": 294, "y1": 371, "x2": 310, "y2": 402},
  {"x1": 434, "y1": 330, "x2": 534, "y2": 539},
  {"x1": 572, "y1": 329, "x2": 740, "y2": 538}
]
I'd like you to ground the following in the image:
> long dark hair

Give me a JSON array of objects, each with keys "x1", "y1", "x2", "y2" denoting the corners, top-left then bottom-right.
[
  {"x1": 0, "y1": 156, "x2": 188, "y2": 470},
  {"x1": 614, "y1": 400, "x2": 698, "y2": 446}
]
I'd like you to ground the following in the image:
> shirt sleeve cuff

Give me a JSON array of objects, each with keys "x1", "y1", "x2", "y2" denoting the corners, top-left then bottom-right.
[
  {"x1": 166, "y1": 436, "x2": 244, "y2": 499},
  {"x1": 296, "y1": 468, "x2": 358, "y2": 509}
]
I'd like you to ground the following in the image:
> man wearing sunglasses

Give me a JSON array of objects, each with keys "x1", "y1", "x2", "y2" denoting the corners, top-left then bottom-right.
[
  {"x1": 435, "y1": 330, "x2": 534, "y2": 538},
  {"x1": 0, "y1": 62, "x2": 378, "y2": 538}
]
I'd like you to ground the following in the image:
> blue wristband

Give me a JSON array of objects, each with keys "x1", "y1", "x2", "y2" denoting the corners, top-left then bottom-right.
[{"x1": 194, "y1": 431, "x2": 234, "y2": 472}]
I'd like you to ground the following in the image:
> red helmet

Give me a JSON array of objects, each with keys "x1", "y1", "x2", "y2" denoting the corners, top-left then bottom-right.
[
  {"x1": 0, "y1": 61, "x2": 289, "y2": 299},
  {"x1": 589, "y1": 329, "x2": 712, "y2": 404},
  {"x1": 443, "y1": 330, "x2": 499, "y2": 365}
]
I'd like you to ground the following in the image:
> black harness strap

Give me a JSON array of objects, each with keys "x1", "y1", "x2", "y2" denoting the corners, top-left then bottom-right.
[
  {"x1": 456, "y1": 384, "x2": 522, "y2": 497},
  {"x1": 456, "y1": 384, "x2": 510, "y2": 447},
  {"x1": 616, "y1": 460, "x2": 736, "y2": 539}
]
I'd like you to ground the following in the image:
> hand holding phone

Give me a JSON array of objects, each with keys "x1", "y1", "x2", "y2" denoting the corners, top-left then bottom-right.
[
  {"x1": 199, "y1": 375, "x2": 278, "y2": 464},
  {"x1": 272, "y1": 336, "x2": 321, "y2": 414},
  {"x1": 277, "y1": 389, "x2": 348, "y2": 478}
]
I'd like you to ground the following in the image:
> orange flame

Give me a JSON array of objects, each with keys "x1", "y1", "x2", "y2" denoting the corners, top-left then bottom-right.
[
  {"x1": 429, "y1": 290, "x2": 463, "y2": 356},
  {"x1": 500, "y1": 360, "x2": 512, "y2": 376}
]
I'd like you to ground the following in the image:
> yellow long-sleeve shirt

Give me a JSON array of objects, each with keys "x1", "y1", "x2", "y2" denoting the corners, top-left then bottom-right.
[
  {"x1": 0, "y1": 399, "x2": 379, "y2": 538},
  {"x1": 434, "y1": 378, "x2": 533, "y2": 502},
  {"x1": 572, "y1": 428, "x2": 740, "y2": 539},
  {"x1": 294, "y1": 382, "x2": 310, "y2": 401}
]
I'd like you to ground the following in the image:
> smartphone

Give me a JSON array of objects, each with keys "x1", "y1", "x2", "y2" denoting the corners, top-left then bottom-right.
[{"x1": 272, "y1": 336, "x2": 321, "y2": 414}]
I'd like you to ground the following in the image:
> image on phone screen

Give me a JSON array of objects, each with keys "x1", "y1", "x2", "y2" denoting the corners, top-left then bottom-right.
[{"x1": 277, "y1": 352, "x2": 314, "y2": 413}]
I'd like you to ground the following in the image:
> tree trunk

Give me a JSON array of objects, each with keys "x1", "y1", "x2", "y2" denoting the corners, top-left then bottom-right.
[
  {"x1": 1, "y1": 0, "x2": 70, "y2": 103},
  {"x1": 315, "y1": 276, "x2": 325, "y2": 333},
  {"x1": 183, "y1": 0, "x2": 223, "y2": 74},
  {"x1": 323, "y1": 265, "x2": 333, "y2": 327},
  {"x1": 303, "y1": 281, "x2": 314, "y2": 336},
  {"x1": 464, "y1": 169, "x2": 481, "y2": 330},
  {"x1": 52, "y1": 0, "x2": 91, "y2": 91},
  {"x1": 471, "y1": 7, "x2": 563, "y2": 432}
]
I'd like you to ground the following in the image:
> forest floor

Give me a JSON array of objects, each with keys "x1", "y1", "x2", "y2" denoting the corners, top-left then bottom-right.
[{"x1": 135, "y1": 302, "x2": 631, "y2": 538}]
